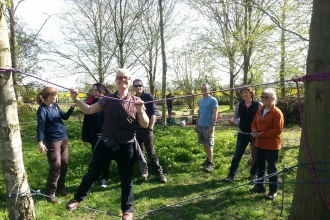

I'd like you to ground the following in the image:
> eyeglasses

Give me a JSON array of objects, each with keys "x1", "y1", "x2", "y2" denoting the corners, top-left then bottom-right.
[
  {"x1": 116, "y1": 75, "x2": 131, "y2": 80},
  {"x1": 261, "y1": 96, "x2": 269, "y2": 99},
  {"x1": 133, "y1": 85, "x2": 143, "y2": 88}
]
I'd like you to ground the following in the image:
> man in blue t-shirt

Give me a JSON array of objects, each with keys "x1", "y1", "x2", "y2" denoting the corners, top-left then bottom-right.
[{"x1": 194, "y1": 83, "x2": 218, "y2": 173}]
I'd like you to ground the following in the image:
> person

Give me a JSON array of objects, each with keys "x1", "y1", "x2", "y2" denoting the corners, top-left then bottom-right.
[
  {"x1": 82, "y1": 83, "x2": 112, "y2": 188},
  {"x1": 36, "y1": 86, "x2": 75, "y2": 203},
  {"x1": 66, "y1": 68, "x2": 149, "y2": 220},
  {"x1": 224, "y1": 87, "x2": 263, "y2": 182},
  {"x1": 194, "y1": 83, "x2": 218, "y2": 173},
  {"x1": 249, "y1": 88, "x2": 284, "y2": 200},
  {"x1": 166, "y1": 92, "x2": 174, "y2": 117},
  {"x1": 132, "y1": 79, "x2": 167, "y2": 183}
]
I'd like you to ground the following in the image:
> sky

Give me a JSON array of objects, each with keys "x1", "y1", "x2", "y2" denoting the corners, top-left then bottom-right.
[
  {"x1": 16, "y1": 0, "x2": 64, "y2": 40},
  {"x1": 15, "y1": 0, "x2": 76, "y2": 89}
]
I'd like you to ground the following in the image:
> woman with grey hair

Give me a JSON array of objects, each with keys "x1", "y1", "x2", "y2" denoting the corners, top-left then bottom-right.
[{"x1": 249, "y1": 88, "x2": 284, "y2": 200}]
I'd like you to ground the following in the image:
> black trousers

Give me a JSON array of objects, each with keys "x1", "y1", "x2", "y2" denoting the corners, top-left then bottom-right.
[
  {"x1": 74, "y1": 141, "x2": 135, "y2": 213},
  {"x1": 136, "y1": 128, "x2": 163, "y2": 175},
  {"x1": 255, "y1": 148, "x2": 279, "y2": 193}
]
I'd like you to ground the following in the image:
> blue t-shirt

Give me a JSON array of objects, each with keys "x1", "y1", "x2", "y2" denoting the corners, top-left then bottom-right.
[{"x1": 198, "y1": 96, "x2": 218, "y2": 127}]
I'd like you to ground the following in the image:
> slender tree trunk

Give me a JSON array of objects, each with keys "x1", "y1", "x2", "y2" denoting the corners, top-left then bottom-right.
[
  {"x1": 279, "y1": 0, "x2": 287, "y2": 98},
  {"x1": 243, "y1": 0, "x2": 252, "y2": 85},
  {"x1": 7, "y1": 1, "x2": 19, "y2": 101},
  {"x1": 289, "y1": 0, "x2": 330, "y2": 219},
  {"x1": 229, "y1": 57, "x2": 235, "y2": 110},
  {"x1": 0, "y1": 10, "x2": 36, "y2": 219},
  {"x1": 159, "y1": 0, "x2": 167, "y2": 125}
]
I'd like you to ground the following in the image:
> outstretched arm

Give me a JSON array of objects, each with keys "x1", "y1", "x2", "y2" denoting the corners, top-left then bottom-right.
[{"x1": 70, "y1": 89, "x2": 103, "y2": 114}]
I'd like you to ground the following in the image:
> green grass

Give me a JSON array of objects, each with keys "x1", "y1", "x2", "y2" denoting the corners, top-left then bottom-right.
[{"x1": 0, "y1": 106, "x2": 300, "y2": 219}]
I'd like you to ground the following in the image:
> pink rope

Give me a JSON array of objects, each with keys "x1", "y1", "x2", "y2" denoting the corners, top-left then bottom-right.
[
  {"x1": 293, "y1": 73, "x2": 330, "y2": 211},
  {"x1": 2, "y1": 68, "x2": 330, "y2": 210}
]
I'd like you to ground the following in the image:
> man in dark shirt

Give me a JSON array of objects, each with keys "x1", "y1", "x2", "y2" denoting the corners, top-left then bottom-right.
[{"x1": 133, "y1": 79, "x2": 167, "y2": 183}]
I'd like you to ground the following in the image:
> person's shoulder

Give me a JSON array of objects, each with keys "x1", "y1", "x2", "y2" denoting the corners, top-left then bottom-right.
[
  {"x1": 37, "y1": 103, "x2": 46, "y2": 111},
  {"x1": 273, "y1": 106, "x2": 283, "y2": 114},
  {"x1": 144, "y1": 92, "x2": 154, "y2": 100}
]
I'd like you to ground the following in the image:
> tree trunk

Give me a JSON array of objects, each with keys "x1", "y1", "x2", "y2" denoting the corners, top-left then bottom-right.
[
  {"x1": 229, "y1": 57, "x2": 235, "y2": 110},
  {"x1": 7, "y1": 1, "x2": 19, "y2": 101},
  {"x1": 159, "y1": 0, "x2": 167, "y2": 125},
  {"x1": 289, "y1": 0, "x2": 330, "y2": 219},
  {"x1": 0, "y1": 10, "x2": 36, "y2": 220},
  {"x1": 279, "y1": 1, "x2": 287, "y2": 98}
]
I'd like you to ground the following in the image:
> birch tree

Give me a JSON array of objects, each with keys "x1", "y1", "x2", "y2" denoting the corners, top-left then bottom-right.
[{"x1": 0, "y1": 8, "x2": 35, "y2": 219}]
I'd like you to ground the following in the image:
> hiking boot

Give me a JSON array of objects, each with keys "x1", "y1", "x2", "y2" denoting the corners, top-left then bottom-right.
[
  {"x1": 46, "y1": 193, "x2": 60, "y2": 203},
  {"x1": 56, "y1": 189, "x2": 69, "y2": 197},
  {"x1": 138, "y1": 173, "x2": 148, "y2": 182},
  {"x1": 201, "y1": 158, "x2": 209, "y2": 167},
  {"x1": 203, "y1": 162, "x2": 214, "y2": 173},
  {"x1": 66, "y1": 198, "x2": 81, "y2": 211},
  {"x1": 249, "y1": 185, "x2": 266, "y2": 193},
  {"x1": 266, "y1": 191, "x2": 277, "y2": 200},
  {"x1": 157, "y1": 173, "x2": 167, "y2": 183},
  {"x1": 100, "y1": 179, "x2": 108, "y2": 188},
  {"x1": 224, "y1": 175, "x2": 234, "y2": 182},
  {"x1": 122, "y1": 212, "x2": 133, "y2": 220}
]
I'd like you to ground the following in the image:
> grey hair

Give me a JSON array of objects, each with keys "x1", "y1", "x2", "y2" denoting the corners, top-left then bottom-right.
[
  {"x1": 116, "y1": 68, "x2": 130, "y2": 76},
  {"x1": 262, "y1": 88, "x2": 277, "y2": 104}
]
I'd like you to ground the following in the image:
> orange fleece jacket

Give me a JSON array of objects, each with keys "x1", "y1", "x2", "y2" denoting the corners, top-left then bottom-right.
[{"x1": 251, "y1": 105, "x2": 284, "y2": 150}]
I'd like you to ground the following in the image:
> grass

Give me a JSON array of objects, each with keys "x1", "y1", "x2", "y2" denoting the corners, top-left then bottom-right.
[{"x1": 0, "y1": 105, "x2": 301, "y2": 220}]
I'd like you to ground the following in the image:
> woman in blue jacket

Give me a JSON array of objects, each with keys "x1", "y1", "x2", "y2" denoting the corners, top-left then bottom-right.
[{"x1": 36, "y1": 86, "x2": 75, "y2": 203}]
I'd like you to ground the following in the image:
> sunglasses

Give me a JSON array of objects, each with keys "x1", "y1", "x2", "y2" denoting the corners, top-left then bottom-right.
[
  {"x1": 134, "y1": 85, "x2": 143, "y2": 88},
  {"x1": 261, "y1": 96, "x2": 270, "y2": 99},
  {"x1": 116, "y1": 75, "x2": 131, "y2": 80}
]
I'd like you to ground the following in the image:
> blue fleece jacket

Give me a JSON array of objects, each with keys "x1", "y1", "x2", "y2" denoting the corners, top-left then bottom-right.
[{"x1": 37, "y1": 103, "x2": 74, "y2": 142}]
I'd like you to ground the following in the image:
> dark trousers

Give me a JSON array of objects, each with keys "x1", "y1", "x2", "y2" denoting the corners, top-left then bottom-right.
[
  {"x1": 45, "y1": 137, "x2": 69, "y2": 195},
  {"x1": 91, "y1": 140, "x2": 111, "y2": 180},
  {"x1": 167, "y1": 104, "x2": 173, "y2": 117},
  {"x1": 74, "y1": 142, "x2": 135, "y2": 213},
  {"x1": 136, "y1": 128, "x2": 162, "y2": 175},
  {"x1": 255, "y1": 148, "x2": 279, "y2": 192},
  {"x1": 228, "y1": 133, "x2": 257, "y2": 177}
]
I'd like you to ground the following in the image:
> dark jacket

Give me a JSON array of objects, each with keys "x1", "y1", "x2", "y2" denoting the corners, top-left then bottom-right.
[
  {"x1": 82, "y1": 97, "x2": 105, "y2": 146},
  {"x1": 136, "y1": 91, "x2": 156, "y2": 128},
  {"x1": 238, "y1": 100, "x2": 260, "y2": 133},
  {"x1": 37, "y1": 102, "x2": 74, "y2": 142}
]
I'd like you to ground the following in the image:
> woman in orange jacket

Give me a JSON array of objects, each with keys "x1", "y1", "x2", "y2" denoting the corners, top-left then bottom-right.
[{"x1": 249, "y1": 88, "x2": 284, "y2": 200}]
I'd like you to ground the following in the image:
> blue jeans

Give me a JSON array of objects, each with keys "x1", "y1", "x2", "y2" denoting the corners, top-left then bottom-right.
[
  {"x1": 73, "y1": 142, "x2": 135, "y2": 213},
  {"x1": 228, "y1": 133, "x2": 257, "y2": 177},
  {"x1": 255, "y1": 148, "x2": 279, "y2": 193}
]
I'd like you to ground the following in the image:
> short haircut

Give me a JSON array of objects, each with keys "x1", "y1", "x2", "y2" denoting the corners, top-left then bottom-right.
[
  {"x1": 133, "y1": 79, "x2": 143, "y2": 86},
  {"x1": 116, "y1": 68, "x2": 130, "y2": 76}
]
